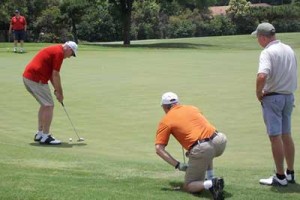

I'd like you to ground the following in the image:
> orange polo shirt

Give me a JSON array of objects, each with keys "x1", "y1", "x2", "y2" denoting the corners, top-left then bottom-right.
[
  {"x1": 23, "y1": 45, "x2": 64, "y2": 84},
  {"x1": 155, "y1": 105, "x2": 216, "y2": 150}
]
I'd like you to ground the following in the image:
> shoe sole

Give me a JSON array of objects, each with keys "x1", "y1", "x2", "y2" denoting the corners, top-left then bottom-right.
[
  {"x1": 218, "y1": 178, "x2": 224, "y2": 190},
  {"x1": 217, "y1": 178, "x2": 224, "y2": 200},
  {"x1": 210, "y1": 178, "x2": 225, "y2": 200},
  {"x1": 272, "y1": 182, "x2": 288, "y2": 187},
  {"x1": 288, "y1": 180, "x2": 296, "y2": 184},
  {"x1": 34, "y1": 134, "x2": 42, "y2": 142},
  {"x1": 39, "y1": 142, "x2": 61, "y2": 145},
  {"x1": 259, "y1": 181, "x2": 287, "y2": 187}
]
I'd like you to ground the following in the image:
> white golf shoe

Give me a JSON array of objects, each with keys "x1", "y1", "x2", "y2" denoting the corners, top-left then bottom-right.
[
  {"x1": 259, "y1": 175, "x2": 287, "y2": 186},
  {"x1": 34, "y1": 131, "x2": 43, "y2": 142},
  {"x1": 285, "y1": 173, "x2": 295, "y2": 183},
  {"x1": 40, "y1": 134, "x2": 61, "y2": 145}
]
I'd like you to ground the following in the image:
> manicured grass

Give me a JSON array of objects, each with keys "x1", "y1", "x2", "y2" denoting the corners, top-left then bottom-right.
[{"x1": 0, "y1": 33, "x2": 300, "y2": 200}]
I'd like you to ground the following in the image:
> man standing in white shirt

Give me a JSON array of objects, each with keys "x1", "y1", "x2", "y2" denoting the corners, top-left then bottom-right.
[{"x1": 253, "y1": 22, "x2": 297, "y2": 186}]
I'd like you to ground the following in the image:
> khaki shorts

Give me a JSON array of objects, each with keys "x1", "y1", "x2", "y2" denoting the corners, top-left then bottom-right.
[
  {"x1": 23, "y1": 77, "x2": 54, "y2": 106},
  {"x1": 185, "y1": 132, "x2": 227, "y2": 184},
  {"x1": 185, "y1": 142, "x2": 214, "y2": 184},
  {"x1": 212, "y1": 132, "x2": 227, "y2": 157}
]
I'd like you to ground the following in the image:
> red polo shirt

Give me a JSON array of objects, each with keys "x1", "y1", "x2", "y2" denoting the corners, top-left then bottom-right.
[
  {"x1": 10, "y1": 16, "x2": 27, "y2": 30},
  {"x1": 23, "y1": 45, "x2": 64, "y2": 84}
]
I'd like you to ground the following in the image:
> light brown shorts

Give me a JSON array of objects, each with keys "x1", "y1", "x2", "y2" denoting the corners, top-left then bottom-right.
[
  {"x1": 212, "y1": 132, "x2": 227, "y2": 157},
  {"x1": 185, "y1": 132, "x2": 227, "y2": 184},
  {"x1": 23, "y1": 77, "x2": 54, "y2": 106},
  {"x1": 185, "y1": 141, "x2": 214, "y2": 184}
]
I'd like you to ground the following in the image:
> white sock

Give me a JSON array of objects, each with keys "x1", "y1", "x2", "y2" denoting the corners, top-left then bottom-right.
[
  {"x1": 37, "y1": 130, "x2": 43, "y2": 133},
  {"x1": 40, "y1": 133, "x2": 49, "y2": 142},
  {"x1": 203, "y1": 180, "x2": 213, "y2": 190},
  {"x1": 41, "y1": 133, "x2": 49, "y2": 138},
  {"x1": 206, "y1": 170, "x2": 214, "y2": 180}
]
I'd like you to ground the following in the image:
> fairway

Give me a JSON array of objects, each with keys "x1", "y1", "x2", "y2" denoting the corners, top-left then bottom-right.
[{"x1": 0, "y1": 33, "x2": 300, "y2": 200}]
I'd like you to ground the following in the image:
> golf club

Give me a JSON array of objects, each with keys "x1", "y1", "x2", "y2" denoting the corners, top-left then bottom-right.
[
  {"x1": 182, "y1": 147, "x2": 186, "y2": 164},
  {"x1": 7, "y1": 32, "x2": 11, "y2": 52},
  {"x1": 61, "y1": 102, "x2": 84, "y2": 142}
]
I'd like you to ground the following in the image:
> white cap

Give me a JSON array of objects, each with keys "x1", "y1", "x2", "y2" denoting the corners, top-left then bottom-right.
[
  {"x1": 161, "y1": 92, "x2": 179, "y2": 105},
  {"x1": 65, "y1": 41, "x2": 78, "y2": 57}
]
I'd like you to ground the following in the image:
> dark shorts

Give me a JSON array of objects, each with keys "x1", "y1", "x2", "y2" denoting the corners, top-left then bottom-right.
[{"x1": 14, "y1": 30, "x2": 25, "y2": 41}]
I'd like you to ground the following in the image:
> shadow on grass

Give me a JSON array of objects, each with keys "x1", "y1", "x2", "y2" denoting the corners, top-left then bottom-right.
[
  {"x1": 270, "y1": 183, "x2": 300, "y2": 193},
  {"x1": 86, "y1": 42, "x2": 215, "y2": 49},
  {"x1": 161, "y1": 181, "x2": 232, "y2": 199},
  {"x1": 14, "y1": 51, "x2": 28, "y2": 54},
  {"x1": 29, "y1": 142, "x2": 87, "y2": 148},
  {"x1": 0, "y1": 50, "x2": 29, "y2": 54}
]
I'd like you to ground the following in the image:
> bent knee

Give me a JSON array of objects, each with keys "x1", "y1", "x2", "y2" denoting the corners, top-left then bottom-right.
[
  {"x1": 184, "y1": 182, "x2": 205, "y2": 193},
  {"x1": 41, "y1": 105, "x2": 54, "y2": 110}
]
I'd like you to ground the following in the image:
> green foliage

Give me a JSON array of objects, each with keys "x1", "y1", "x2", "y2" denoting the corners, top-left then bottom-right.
[
  {"x1": 1, "y1": 0, "x2": 300, "y2": 42},
  {"x1": 166, "y1": 9, "x2": 197, "y2": 38},
  {"x1": 227, "y1": 0, "x2": 251, "y2": 19},
  {"x1": 249, "y1": 5, "x2": 300, "y2": 33},
  {"x1": 226, "y1": 0, "x2": 257, "y2": 34},
  {"x1": 157, "y1": 0, "x2": 182, "y2": 16},
  {"x1": 77, "y1": 1, "x2": 117, "y2": 42},
  {"x1": 59, "y1": 0, "x2": 91, "y2": 42},
  {"x1": 198, "y1": 15, "x2": 236, "y2": 36},
  {"x1": 32, "y1": 7, "x2": 71, "y2": 43},
  {"x1": 131, "y1": 0, "x2": 160, "y2": 40},
  {"x1": 176, "y1": 0, "x2": 217, "y2": 9}
]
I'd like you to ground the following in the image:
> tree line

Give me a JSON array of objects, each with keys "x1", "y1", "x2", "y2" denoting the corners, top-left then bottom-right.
[{"x1": 0, "y1": 0, "x2": 299, "y2": 45}]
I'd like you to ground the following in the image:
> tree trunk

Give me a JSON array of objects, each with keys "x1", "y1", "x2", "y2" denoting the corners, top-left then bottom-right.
[
  {"x1": 121, "y1": 0, "x2": 133, "y2": 46},
  {"x1": 71, "y1": 19, "x2": 78, "y2": 44}
]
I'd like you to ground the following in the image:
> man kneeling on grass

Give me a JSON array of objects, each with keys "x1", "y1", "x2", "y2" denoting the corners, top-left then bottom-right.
[{"x1": 155, "y1": 92, "x2": 227, "y2": 200}]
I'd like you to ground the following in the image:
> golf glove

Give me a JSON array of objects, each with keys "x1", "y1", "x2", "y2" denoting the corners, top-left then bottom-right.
[{"x1": 175, "y1": 162, "x2": 188, "y2": 171}]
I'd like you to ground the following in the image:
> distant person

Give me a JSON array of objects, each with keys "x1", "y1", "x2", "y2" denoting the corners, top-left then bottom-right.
[
  {"x1": 155, "y1": 92, "x2": 227, "y2": 200},
  {"x1": 9, "y1": 9, "x2": 27, "y2": 53},
  {"x1": 23, "y1": 41, "x2": 78, "y2": 145},
  {"x1": 252, "y1": 22, "x2": 297, "y2": 186}
]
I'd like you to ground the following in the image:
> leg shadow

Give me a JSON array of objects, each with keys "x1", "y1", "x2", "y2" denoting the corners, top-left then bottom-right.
[{"x1": 29, "y1": 142, "x2": 87, "y2": 148}]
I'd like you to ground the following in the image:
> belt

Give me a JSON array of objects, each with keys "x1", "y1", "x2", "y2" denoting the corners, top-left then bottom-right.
[
  {"x1": 189, "y1": 131, "x2": 218, "y2": 150},
  {"x1": 264, "y1": 92, "x2": 281, "y2": 96}
]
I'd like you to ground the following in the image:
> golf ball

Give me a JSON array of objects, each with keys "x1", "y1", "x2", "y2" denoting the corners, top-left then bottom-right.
[{"x1": 69, "y1": 138, "x2": 72, "y2": 142}]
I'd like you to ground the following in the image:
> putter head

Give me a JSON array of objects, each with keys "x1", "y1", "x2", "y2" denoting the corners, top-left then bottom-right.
[{"x1": 77, "y1": 137, "x2": 85, "y2": 142}]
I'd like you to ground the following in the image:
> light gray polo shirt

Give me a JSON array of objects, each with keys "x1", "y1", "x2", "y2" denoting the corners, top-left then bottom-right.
[{"x1": 258, "y1": 40, "x2": 297, "y2": 94}]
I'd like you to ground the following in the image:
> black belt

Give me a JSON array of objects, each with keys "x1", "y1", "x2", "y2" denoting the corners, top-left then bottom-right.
[
  {"x1": 189, "y1": 131, "x2": 218, "y2": 150},
  {"x1": 264, "y1": 92, "x2": 281, "y2": 96}
]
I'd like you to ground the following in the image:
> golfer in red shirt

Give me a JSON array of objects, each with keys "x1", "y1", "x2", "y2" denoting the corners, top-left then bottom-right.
[
  {"x1": 23, "y1": 41, "x2": 78, "y2": 145},
  {"x1": 9, "y1": 10, "x2": 27, "y2": 53}
]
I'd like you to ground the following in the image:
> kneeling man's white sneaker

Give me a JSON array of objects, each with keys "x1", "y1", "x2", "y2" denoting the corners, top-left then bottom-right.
[{"x1": 259, "y1": 175, "x2": 287, "y2": 186}]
